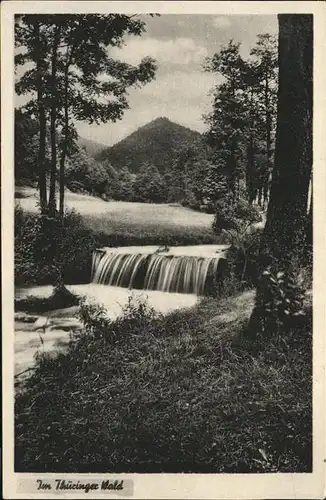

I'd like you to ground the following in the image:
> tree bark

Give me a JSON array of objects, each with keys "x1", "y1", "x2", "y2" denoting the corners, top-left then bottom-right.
[
  {"x1": 261, "y1": 14, "x2": 313, "y2": 267},
  {"x1": 247, "y1": 14, "x2": 313, "y2": 339},
  {"x1": 264, "y1": 74, "x2": 272, "y2": 207},
  {"x1": 48, "y1": 26, "x2": 61, "y2": 216},
  {"x1": 34, "y1": 21, "x2": 47, "y2": 213}
]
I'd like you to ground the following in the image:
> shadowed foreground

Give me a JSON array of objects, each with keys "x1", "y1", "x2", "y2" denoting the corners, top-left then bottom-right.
[{"x1": 15, "y1": 291, "x2": 312, "y2": 473}]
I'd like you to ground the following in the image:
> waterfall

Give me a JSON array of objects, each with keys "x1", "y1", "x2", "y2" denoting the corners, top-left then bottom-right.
[
  {"x1": 92, "y1": 251, "x2": 149, "y2": 289},
  {"x1": 144, "y1": 254, "x2": 219, "y2": 295},
  {"x1": 91, "y1": 246, "x2": 227, "y2": 296}
]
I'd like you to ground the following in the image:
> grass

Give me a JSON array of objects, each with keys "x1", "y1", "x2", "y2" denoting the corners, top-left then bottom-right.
[
  {"x1": 15, "y1": 291, "x2": 312, "y2": 473},
  {"x1": 16, "y1": 186, "x2": 220, "y2": 247}
]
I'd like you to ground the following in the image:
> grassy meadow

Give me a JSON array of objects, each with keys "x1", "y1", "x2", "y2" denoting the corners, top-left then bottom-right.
[{"x1": 16, "y1": 186, "x2": 218, "y2": 246}]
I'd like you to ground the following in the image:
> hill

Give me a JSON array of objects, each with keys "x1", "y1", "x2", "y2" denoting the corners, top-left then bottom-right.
[
  {"x1": 78, "y1": 136, "x2": 108, "y2": 158},
  {"x1": 97, "y1": 117, "x2": 203, "y2": 174}
]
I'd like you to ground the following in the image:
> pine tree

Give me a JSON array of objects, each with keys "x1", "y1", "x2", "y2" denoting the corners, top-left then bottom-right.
[{"x1": 15, "y1": 15, "x2": 51, "y2": 212}]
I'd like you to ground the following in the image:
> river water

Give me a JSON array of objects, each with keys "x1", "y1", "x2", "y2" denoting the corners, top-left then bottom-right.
[
  {"x1": 15, "y1": 284, "x2": 200, "y2": 377},
  {"x1": 15, "y1": 244, "x2": 229, "y2": 377}
]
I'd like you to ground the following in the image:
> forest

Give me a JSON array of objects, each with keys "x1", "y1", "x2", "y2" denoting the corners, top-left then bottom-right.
[
  {"x1": 14, "y1": 13, "x2": 313, "y2": 475},
  {"x1": 16, "y1": 22, "x2": 278, "y2": 212}
]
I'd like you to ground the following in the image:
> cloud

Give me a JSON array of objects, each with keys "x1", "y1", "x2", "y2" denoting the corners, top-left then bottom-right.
[
  {"x1": 211, "y1": 16, "x2": 232, "y2": 30},
  {"x1": 132, "y1": 70, "x2": 219, "y2": 105},
  {"x1": 76, "y1": 69, "x2": 221, "y2": 146},
  {"x1": 110, "y1": 37, "x2": 208, "y2": 67}
]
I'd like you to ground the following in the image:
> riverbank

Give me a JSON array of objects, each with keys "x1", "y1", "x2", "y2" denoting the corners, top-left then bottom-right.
[
  {"x1": 15, "y1": 289, "x2": 312, "y2": 473},
  {"x1": 14, "y1": 284, "x2": 200, "y2": 378}
]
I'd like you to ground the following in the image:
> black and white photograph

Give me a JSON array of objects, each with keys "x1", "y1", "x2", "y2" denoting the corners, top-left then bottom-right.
[{"x1": 2, "y1": 1, "x2": 325, "y2": 498}]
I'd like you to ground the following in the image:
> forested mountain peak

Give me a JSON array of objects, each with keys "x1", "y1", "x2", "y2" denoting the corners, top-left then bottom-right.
[{"x1": 97, "y1": 117, "x2": 203, "y2": 174}]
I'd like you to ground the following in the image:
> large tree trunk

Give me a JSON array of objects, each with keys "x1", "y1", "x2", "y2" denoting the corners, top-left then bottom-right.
[
  {"x1": 34, "y1": 22, "x2": 47, "y2": 213},
  {"x1": 247, "y1": 14, "x2": 313, "y2": 338},
  {"x1": 261, "y1": 14, "x2": 313, "y2": 267}
]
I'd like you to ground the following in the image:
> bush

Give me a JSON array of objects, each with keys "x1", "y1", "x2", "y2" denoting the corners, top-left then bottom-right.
[
  {"x1": 210, "y1": 197, "x2": 263, "y2": 295},
  {"x1": 213, "y1": 196, "x2": 261, "y2": 234},
  {"x1": 250, "y1": 265, "x2": 307, "y2": 339},
  {"x1": 15, "y1": 205, "x2": 97, "y2": 286}
]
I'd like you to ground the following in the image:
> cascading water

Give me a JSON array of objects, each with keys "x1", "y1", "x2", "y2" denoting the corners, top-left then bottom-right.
[
  {"x1": 92, "y1": 252, "x2": 149, "y2": 289},
  {"x1": 91, "y1": 246, "x2": 228, "y2": 296},
  {"x1": 143, "y1": 254, "x2": 220, "y2": 295}
]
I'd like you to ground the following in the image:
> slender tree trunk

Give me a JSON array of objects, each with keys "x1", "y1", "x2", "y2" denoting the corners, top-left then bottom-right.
[
  {"x1": 34, "y1": 22, "x2": 47, "y2": 213},
  {"x1": 246, "y1": 132, "x2": 255, "y2": 204},
  {"x1": 59, "y1": 63, "x2": 69, "y2": 221},
  {"x1": 48, "y1": 27, "x2": 61, "y2": 216},
  {"x1": 264, "y1": 75, "x2": 272, "y2": 206},
  {"x1": 246, "y1": 89, "x2": 256, "y2": 205},
  {"x1": 261, "y1": 14, "x2": 313, "y2": 267}
]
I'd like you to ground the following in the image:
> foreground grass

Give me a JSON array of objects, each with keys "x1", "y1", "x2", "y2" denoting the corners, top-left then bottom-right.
[{"x1": 15, "y1": 291, "x2": 312, "y2": 473}]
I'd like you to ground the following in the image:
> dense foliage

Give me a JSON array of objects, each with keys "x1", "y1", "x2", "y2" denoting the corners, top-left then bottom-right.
[
  {"x1": 15, "y1": 205, "x2": 97, "y2": 285},
  {"x1": 204, "y1": 36, "x2": 278, "y2": 208}
]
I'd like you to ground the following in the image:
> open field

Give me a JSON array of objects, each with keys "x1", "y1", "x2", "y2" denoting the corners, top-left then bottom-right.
[{"x1": 15, "y1": 187, "x2": 217, "y2": 245}]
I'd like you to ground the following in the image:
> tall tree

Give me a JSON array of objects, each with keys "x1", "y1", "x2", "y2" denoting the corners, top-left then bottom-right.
[
  {"x1": 250, "y1": 34, "x2": 278, "y2": 207},
  {"x1": 247, "y1": 15, "x2": 313, "y2": 338},
  {"x1": 15, "y1": 15, "x2": 50, "y2": 212},
  {"x1": 15, "y1": 14, "x2": 157, "y2": 217},
  {"x1": 204, "y1": 41, "x2": 248, "y2": 204},
  {"x1": 204, "y1": 36, "x2": 278, "y2": 211},
  {"x1": 261, "y1": 14, "x2": 313, "y2": 265},
  {"x1": 48, "y1": 22, "x2": 62, "y2": 214}
]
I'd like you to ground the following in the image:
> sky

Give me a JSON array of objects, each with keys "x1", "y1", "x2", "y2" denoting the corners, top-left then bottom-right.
[{"x1": 16, "y1": 14, "x2": 278, "y2": 147}]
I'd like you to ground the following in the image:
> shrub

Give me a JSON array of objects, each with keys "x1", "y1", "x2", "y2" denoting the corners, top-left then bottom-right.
[
  {"x1": 213, "y1": 196, "x2": 261, "y2": 234},
  {"x1": 252, "y1": 266, "x2": 307, "y2": 338},
  {"x1": 77, "y1": 295, "x2": 162, "y2": 343},
  {"x1": 15, "y1": 205, "x2": 97, "y2": 286},
  {"x1": 211, "y1": 197, "x2": 263, "y2": 294}
]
